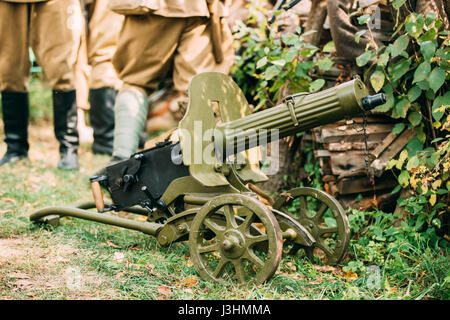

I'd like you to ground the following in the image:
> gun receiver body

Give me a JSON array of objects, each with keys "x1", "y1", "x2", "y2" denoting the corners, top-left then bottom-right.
[{"x1": 92, "y1": 72, "x2": 385, "y2": 209}]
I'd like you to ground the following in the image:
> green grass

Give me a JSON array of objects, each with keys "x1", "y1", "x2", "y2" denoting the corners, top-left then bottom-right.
[{"x1": 0, "y1": 80, "x2": 448, "y2": 300}]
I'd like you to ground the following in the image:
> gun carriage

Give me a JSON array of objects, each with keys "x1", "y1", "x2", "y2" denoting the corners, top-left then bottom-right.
[{"x1": 31, "y1": 72, "x2": 385, "y2": 285}]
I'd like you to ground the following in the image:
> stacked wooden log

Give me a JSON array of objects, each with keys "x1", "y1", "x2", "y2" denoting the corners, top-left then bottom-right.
[{"x1": 311, "y1": 115, "x2": 414, "y2": 211}]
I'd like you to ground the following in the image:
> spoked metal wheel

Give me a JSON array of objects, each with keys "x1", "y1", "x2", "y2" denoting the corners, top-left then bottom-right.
[
  {"x1": 273, "y1": 187, "x2": 350, "y2": 265},
  {"x1": 188, "y1": 194, "x2": 283, "y2": 285}
]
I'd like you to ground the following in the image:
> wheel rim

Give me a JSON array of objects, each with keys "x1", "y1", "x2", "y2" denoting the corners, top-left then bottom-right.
[
  {"x1": 273, "y1": 187, "x2": 349, "y2": 265},
  {"x1": 189, "y1": 194, "x2": 282, "y2": 285}
]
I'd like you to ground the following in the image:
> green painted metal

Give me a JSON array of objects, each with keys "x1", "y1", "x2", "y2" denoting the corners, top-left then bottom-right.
[
  {"x1": 30, "y1": 206, "x2": 163, "y2": 236},
  {"x1": 214, "y1": 79, "x2": 368, "y2": 158},
  {"x1": 188, "y1": 194, "x2": 283, "y2": 285},
  {"x1": 270, "y1": 208, "x2": 316, "y2": 248},
  {"x1": 179, "y1": 73, "x2": 368, "y2": 187},
  {"x1": 273, "y1": 187, "x2": 350, "y2": 265},
  {"x1": 73, "y1": 201, "x2": 149, "y2": 216}
]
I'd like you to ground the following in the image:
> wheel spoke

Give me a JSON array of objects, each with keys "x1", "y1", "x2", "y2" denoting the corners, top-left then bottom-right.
[
  {"x1": 198, "y1": 242, "x2": 220, "y2": 254},
  {"x1": 239, "y1": 211, "x2": 255, "y2": 233},
  {"x1": 212, "y1": 257, "x2": 228, "y2": 278},
  {"x1": 317, "y1": 239, "x2": 334, "y2": 257},
  {"x1": 233, "y1": 260, "x2": 247, "y2": 283},
  {"x1": 298, "y1": 196, "x2": 312, "y2": 219},
  {"x1": 246, "y1": 250, "x2": 265, "y2": 268},
  {"x1": 314, "y1": 203, "x2": 328, "y2": 222},
  {"x1": 246, "y1": 234, "x2": 268, "y2": 247},
  {"x1": 223, "y1": 205, "x2": 238, "y2": 229},
  {"x1": 318, "y1": 225, "x2": 338, "y2": 235},
  {"x1": 203, "y1": 217, "x2": 224, "y2": 234}
]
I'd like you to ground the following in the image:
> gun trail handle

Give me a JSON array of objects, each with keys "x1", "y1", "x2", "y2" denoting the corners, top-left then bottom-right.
[{"x1": 90, "y1": 181, "x2": 105, "y2": 212}]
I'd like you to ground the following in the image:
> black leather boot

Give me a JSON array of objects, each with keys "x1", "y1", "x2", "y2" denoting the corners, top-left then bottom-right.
[
  {"x1": 0, "y1": 91, "x2": 29, "y2": 166},
  {"x1": 89, "y1": 87, "x2": 116, "y2": 155},
  {"x1": 52, "y1": 89, "x2": 79, "y2": 170}
]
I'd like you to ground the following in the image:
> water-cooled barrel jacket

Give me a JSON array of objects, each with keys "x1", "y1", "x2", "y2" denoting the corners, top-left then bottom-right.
[{"x1": 107, "y1": 0, "x2": 229, "y2": 17}]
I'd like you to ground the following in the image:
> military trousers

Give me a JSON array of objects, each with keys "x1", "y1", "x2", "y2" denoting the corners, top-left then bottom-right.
[{"x1": 0, "y1": 0, "x2": 82, "y2": 91}]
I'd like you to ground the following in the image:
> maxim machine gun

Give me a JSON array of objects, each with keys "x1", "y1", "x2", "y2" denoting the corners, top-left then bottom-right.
[{"x1": 31, "y1": 72, "x2": 385, "y2": 284}]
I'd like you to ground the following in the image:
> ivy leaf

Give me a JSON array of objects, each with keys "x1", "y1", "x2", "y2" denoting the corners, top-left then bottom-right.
[
  {"x1": 317, "y1": 58, "x2": 334, "y2": 71},
  {"x1": 370, "y1": 69, "x2": 385, "y2": 93},
  {"x1": 392, "y1": 122, "x2": 405, "y2": 135},
  {"x1": 416, "y1": 79, "x2": 430, "y2": 90},
  {"x1": 406, "y1": 155, "x2": 420, "y2": 170},
  {"x1": 376, "y1": 92, "x2": 394, "y2": 112},
  {"x1": 393, "y1": 98, "x2": 410, "y2": 119},
  {"x1": 419, "y1": 28, "x2": 437, "y2": 43},
  {"x1": 432, "y1": 92, "x2": 450, "y2": 121},
  {"x1": 405, "y1": 13, "x2": 424, "y2": 38},
  {"x1": 420, "y1": 40, "x2": 437, "y2": 62},
  {"x1": 407, "y1": 85, "x2": 422, "y2": 102},
  {"x1": 309, "y1": 79, "x2": 325, "y2": 92},
  {"x1": 415, "y1": 125, "x2": 426, "y2": 143},
  {"x1": 285, "y1": 48, "x2": 298, "y2": 62},
  {"x1": 405, "y1": 136, "x2": 424, "y2": 156},
  {"x1": 281, "y1": 33, "x2": 299, "y2": 46},
  {"x1": 390, "y1": 58, "x2": 411, "y2": 82},
  {"x1": 428, "y1": 67, "x2": 446, "y2": 93},
  {"x1": 357, "y1": 14, "x2": 371, "y2": 25},
  {"x1": 256, "y1": 56, "x2": 268, "y2": 69},
  {"x1": 413, "y1": 62, "x2": 431, "y2": 84},
  {"x1": 356, "y1": 51, "x2": 375, "y2": 67},
  {"x1": 391, "y1": 34, "x2": 409, "y2": 57},
  {"x1": 398, "y1": 170, "x2": 410, "y2": 187},
  {"x1": 392, "y1": 0, "x2": 406, "y2": 9},
  {"x1": 425, "y1": 12, "x2": 436, "y2": 26},
  {"x1": 377, "y1": 52, "x2": 389, "y2": 67},
  {"x1": 323, "y1": 41, "x2": 335, "y2": 53},
  {"x1": 408, "y1": 111, "x2": 422, "y2": 126},
  {"x1": 263, "y1": 65, "x2": 282, "y2": 81},
  {"x1": 397, "y1": 149, "x2": 409, "y2": 169}
]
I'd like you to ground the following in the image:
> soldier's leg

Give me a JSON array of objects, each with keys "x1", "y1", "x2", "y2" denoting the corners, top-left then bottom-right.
[
  {"x1": 0, "y1": 2, "x2": 31, "y2": 166},
  {"x1": 111, "y1": 15, "x2": 185, "y2": 160},
  {"x1": 169, "y1": 17, "x2": 234, "y2": 120},
  {"x1": 75, "y1": 10, "x2": 94, "y2": 145},
  {"x1": 31, "y1": 0, "x2": 82, "y2": 170},
  {"x1": 173, "y1": 17, "x2": 234, "y2": 93},
  {"x1": 87, "y1": 0, "x2": 124, "y2": 155}
]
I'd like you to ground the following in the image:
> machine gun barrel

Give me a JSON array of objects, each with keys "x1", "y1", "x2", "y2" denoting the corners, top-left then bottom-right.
[{"x1": 213, "y1": 79, "x2": 385, "y2": 159}]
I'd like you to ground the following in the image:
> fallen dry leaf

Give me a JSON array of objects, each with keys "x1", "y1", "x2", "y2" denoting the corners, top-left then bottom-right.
[
  {"x1": 182, "y1": 277, "x2": 198, "y2": 287},
  {"x1": 2, "y1": 197, "x2": 17, "y2": 204},
  {"x1": 286, "y1": 262, "x2": 297, "y2": 272},
  {"x1": 107, "y1": 240, "x2": 121, "y2": 248},
  {"x1": 13, "y1": 279, "x2": 35, "y2": 288},
  {"x1": 314, "y1": 265, "x2": 337, "y2": 273},
  {"x1": 9, "y1": 273, "x2": 31, "y2": 280},
  {"x1": 157, "y1": 285, "x2": 173, "y2": 297},
  {"x1": 338, "y1": 270, "x2": 358, "y2": 281}
]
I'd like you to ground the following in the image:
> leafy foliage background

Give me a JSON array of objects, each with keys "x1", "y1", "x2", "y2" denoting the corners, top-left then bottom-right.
[{"x1": 230, "y1": 1, "x2": 449, "y2": 298}]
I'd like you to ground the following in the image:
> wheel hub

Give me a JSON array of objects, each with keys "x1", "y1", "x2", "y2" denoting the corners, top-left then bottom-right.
[{"x1": 220, "y1": 229, "x2": 246, "y2": 259}]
